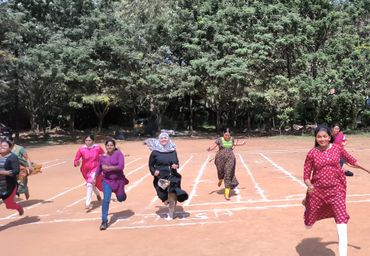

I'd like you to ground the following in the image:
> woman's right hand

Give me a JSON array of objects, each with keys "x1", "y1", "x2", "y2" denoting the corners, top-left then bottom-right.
[
  {"x1": 307, "y1": 184, "x2": 314, "y2": 194},
  {"x1": 154, "y1": 170, "x2": 160, "y2": 176}
]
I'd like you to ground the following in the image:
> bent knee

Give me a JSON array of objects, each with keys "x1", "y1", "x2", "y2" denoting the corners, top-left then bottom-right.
[{"x1": 117, "y1": 194, "x2": 127, "y2": 202}]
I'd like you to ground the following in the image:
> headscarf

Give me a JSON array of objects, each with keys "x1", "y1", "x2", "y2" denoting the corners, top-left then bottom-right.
[{"x1": 144, "y1": 132, "x2": 176, "y2": 152}]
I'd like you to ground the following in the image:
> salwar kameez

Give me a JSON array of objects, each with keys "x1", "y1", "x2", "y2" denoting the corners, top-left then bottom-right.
[
  {"x1": 303, "y1": 143, "x2": 357, "y2": 226},
  {"x1": 214, "y1": 149, "x2": 239, "y2": 189}
]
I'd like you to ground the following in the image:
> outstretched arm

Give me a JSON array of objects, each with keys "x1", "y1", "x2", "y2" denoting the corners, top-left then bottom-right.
[
  {"x1": 348, "y1": 162, "x2": 370, "y2": 175},
  {"x1": 233, "y1": 139, "x2": 246, "y2": 147},
  {"x1": 341, "y1": 147, "x2": 369, "y2": 174},
  {"x1": 207, "y1": 143, "x2": 218, "y2": 152}
]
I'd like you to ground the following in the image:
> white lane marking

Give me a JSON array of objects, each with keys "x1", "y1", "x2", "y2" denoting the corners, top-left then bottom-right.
[
  {"x1": 66, "y1": 197, "x2": 86, "y2": 208},
  {"x1": 125, "y1": 158, "x2": 142, "y2": 166},
  {"x1": 3, "y1": 196, "x2": 370, "y2": 222},
  {"x1": 187, "y1": 193, "x2": 370, "y2": 207},
  {"x1": 285, "y1": 194, "x2": 305, "y2": 199},
  {"x1": 238, "y1": 154, "x2": 267, "y2": 201},
  {"x1": 347, "y1": 193, "x2": 370, "y2": 197},
  {"x1": 125, "y1": 174, "x2": 151, "y2": 193},
  {"x1": 125, "y1": 164, "x2": 147, "y2": 176},
  {"x1": 39, "y1": 159, "x2": 61, "y2": 165},
  {"x1": 109, "y1": 221, "x2": 228, "y2": 230},
  {"x1": 148, "y1": 155, "x2": 194, "y2": 207},
  {"x1": 184, "y1": 155, "x2": 210, "y2": 206},
  {"x1": 259, "y1": 153, "x2": 306, "y2": 187},
  {"x1": 4, "y1": 183, "x2": 85, "y2": 219},
  {"x1": 42, "y1": 161, "x2": 67, "y2": 170}
]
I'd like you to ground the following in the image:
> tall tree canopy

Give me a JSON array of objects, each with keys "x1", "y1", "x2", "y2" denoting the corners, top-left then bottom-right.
[{"x1": 1, "y1": 0, "x2": 369, "y2": 134}]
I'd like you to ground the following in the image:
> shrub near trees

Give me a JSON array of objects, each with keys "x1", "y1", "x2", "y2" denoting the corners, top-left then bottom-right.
[{"x1": 0, "y1": 0, "x2": 369, "y2": 135}]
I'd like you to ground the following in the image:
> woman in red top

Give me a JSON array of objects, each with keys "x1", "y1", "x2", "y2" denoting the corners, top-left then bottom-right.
[{"x1": 303, "y1": 125, "x2": 369, "y2": 256}]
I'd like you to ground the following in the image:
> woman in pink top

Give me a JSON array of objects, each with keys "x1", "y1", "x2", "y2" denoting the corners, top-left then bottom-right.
[
  {"x1": 303, "y1": 125, "x2": 369, "y2": 256},
  {"x1": 74, "y1": 135, "x2": 104, "y2": 209},
  {"x1": 332, "y1": 123, "x2": 353, "y2": 176}
]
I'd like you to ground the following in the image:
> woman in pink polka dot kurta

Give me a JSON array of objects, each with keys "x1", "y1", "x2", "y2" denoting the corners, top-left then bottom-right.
[{"x1": 303, "y1": 125, "x2": 369, "y2": 256}]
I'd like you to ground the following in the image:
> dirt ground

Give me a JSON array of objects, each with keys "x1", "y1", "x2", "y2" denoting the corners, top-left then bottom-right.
[{"x1": 1, "y1": 135, "x2": 370, "y2": 256}]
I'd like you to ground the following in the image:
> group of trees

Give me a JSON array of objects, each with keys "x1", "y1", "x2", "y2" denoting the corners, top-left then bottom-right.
[{"x1": 1, "y1": 0, "x2": 369, "y2": 135}]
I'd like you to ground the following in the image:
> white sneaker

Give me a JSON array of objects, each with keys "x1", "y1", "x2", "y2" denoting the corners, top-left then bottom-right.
[{"x1": 233, "y1": 187, "x2": 240, "y2": 195}]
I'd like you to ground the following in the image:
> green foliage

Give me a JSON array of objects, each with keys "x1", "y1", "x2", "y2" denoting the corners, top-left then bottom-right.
[{"x1": 0, "y1": 0, "x2": 369, "y2": 132}]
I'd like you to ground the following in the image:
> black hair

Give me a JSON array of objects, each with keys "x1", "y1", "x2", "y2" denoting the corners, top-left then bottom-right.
[
  {"x1": 223, "y1": 128, "x2": 231, "y2": 134},
  {"x1": 314, "y1": 124, "x2": 334, "y2": 147},
  {"x1": 0, "y1": 139, "x2": 13, "y2": 148},
  {"x1": 332, "y1": 123, "x2": 341, "y2": 131},
  {"x1": 105, "y1": 139, "x2": 117, "y2": 150},
  {"x1": 84, "y1": 134, "x2": 95, "y2": 141}
]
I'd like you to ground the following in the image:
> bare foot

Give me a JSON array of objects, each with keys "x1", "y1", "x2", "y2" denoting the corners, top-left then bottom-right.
[
  {"x1": 97, "y1": 194, "x2": 102, "y2": 201},
  {"x1": 217, "y1": 180, "x2": 222, "y2": 187},
  {"x1": 18, "y1": 207, "x2": 24, "y2": 216}
]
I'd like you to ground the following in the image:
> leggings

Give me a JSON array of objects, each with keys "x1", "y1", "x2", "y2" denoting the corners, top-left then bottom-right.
[{"x1": 3, "y1": 186, "x2": 22, "y2": 212}]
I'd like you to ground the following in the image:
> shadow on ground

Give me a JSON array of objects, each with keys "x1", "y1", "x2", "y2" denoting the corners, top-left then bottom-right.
[
  {"x1": 0, "y1": 216, "x2": 40, "y2": 232},
  {"x1": 16, "y1": 199, "x2": 52, "y2": 208},
  {"x1": 108, "y1": 209, "x2": 135, "y2": 226},
  {"x1": 209, "y1": 187, "x2": 246, "y2": 198},
  {"x1": 296, "y1": 237, "x2": 361, "y2": 256},
  {"x1": 155, "y1": 205, "x2": 190, "y2": 219},
  {"x1": 86, "y1": 200, "x2": 102, "y2": 213}
]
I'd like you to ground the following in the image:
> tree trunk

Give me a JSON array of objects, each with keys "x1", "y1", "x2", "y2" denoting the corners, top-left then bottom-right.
[
  {"x1": 93, "y1": 103, "x2": 109, "y2": 133},
  {"x1": 247, "y1": 114, "x2": 251, "y2": 131},
  {"x1": 97, "y1": 114, "x2": 104, "y2": 132},
  {"x1": 30, "y1": 114, "x2": 37, "y2": 131},
  {"x1": 216, "y1": 108, "x2": 221, "y2": 131},
  {"x1": 68, "y1": 111, "x2": 75, "y2": 132},
  {"x1": 189, "y1": 97, "x2": 193, "y2": 131},
  {"x1": 14, "y1": 72, "x2": 20, "y2": 140}
]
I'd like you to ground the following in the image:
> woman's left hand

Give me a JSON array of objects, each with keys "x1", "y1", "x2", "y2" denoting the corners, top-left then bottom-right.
[
  {"x1": 171, "y1": 164, "x2": 179, "y2": 169},
  {"x1": 102, "y1": 165, "x2": 111, "y2": 171},
  {"x1": 0, "y1": 170, "x2": 10, "y2": 176},
  {"x1": 362, "y1": 168, "x2": 370, "y2": 174}
]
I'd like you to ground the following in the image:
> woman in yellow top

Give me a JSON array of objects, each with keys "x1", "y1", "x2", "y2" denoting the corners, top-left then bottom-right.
[{"x1": 207, "y1": 129, "x2": 246, "y2": 200}]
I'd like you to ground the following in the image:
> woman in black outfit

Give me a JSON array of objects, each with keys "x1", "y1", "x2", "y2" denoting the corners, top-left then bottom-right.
[
  {"x1": 146, "y1": 132, "x2": 188, "y2": 219},
  {"x1": 0, "y1": 139, "x2": 24, "y2": 215}
]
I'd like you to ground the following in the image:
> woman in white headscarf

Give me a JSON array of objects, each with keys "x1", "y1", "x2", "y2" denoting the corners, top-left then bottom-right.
[{"x1": 145, "y1": 132, "x2": 188, "y2": 219}]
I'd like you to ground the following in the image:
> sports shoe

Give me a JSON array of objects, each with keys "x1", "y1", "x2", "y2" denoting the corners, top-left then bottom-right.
[
  {"x1": 233, "y1": 187, "x2": 240, "y2": 195},
  {"x1": 99, "y1": 221, "x2": 108, "y2": 230},
  {"x1": 345, "y1": 170, "x2": 354, "y2": 177}
]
